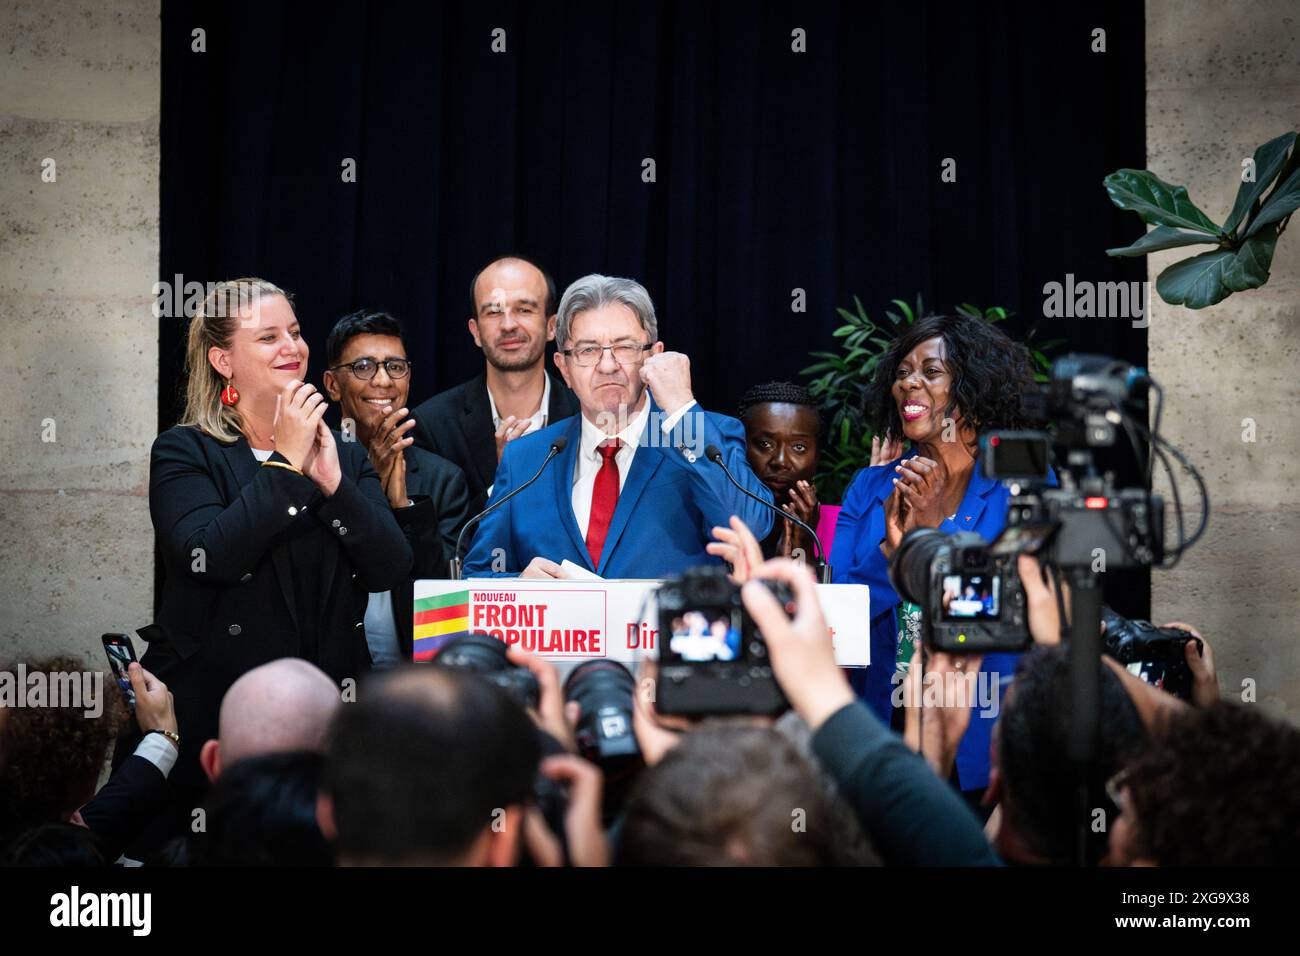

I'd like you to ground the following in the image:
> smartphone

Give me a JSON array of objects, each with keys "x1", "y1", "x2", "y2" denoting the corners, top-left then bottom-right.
[{"x1": 101, "y1": 633, "x2": 138, "y2": 709}]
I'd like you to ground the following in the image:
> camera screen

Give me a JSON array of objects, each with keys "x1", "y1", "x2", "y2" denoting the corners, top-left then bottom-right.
[
  {"x1": 667, "y1": 609, "x2": 742, "y2": 663},
  {"x1": 990, "y1": 522, "x2": 1054, "y2": 558},
  {"x1": 987, "y1": 435, "x2": 1050, "y2": 480},
  {"x1": 942, "y1": 574, "x2": 1000, "y2": 620}
]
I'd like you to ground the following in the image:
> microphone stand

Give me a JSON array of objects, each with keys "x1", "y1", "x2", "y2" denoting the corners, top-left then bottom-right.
[
  {"x1": 448, "y1": 438, "x2": 567, "y2": 580},
  {"x1": 704, "y1": 444, "x2": 832, "y2": 583}
]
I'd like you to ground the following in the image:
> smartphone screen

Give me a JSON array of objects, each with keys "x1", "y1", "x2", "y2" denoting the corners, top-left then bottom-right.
[{"x1": 101, "y1": 633, "x2": 137, "y2": 709}]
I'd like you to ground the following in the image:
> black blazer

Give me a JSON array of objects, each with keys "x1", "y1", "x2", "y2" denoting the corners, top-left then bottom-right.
[
  {"x1": 410, "y1": 368, "x2": 578, "y2": 521},
  {"x1": 140, "y1": 425, "x2": 411, "y2": 788},
  {"x1": 78, "y1": 754, "x2": 171, "y2": 864},
  {"x1": 390, "y1": 444, "x2": 470, "y2": 658}
]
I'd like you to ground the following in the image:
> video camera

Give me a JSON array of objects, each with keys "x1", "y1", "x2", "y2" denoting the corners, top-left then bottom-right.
[{"x1": 888, "y1": 354, "x2": 1204, "y2": 654}]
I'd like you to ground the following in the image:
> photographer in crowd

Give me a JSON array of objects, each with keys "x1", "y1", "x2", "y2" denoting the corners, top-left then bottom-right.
[{"x1": 0, "y1": 656, "x2": 179, "y2": 865}]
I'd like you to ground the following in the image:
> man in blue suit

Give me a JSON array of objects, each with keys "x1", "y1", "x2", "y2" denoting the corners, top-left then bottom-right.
[{"x1": 463, "y1": 274, "x2": 773, "y2": 579}]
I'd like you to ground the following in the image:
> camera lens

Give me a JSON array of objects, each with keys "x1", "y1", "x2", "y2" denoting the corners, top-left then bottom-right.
[
  {"x1": 890, "y1": 528, "x2": 948, "y2": 605},
  {"x1": 563, "y1": 661, "x2": 640, "y2": 764},
  {"x1": 432, "y1": 632, "x2": 540, "y2": 711}
]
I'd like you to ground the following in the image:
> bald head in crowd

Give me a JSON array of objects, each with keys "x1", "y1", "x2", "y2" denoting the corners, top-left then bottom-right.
[{"x1": 199, "y1": 658, "x2": 340, "y2": 782}]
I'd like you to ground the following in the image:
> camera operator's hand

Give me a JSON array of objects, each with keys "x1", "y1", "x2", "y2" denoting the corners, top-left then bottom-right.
[
  {"x1": 742, "y1": 559, "x2": 855, "y2": 732},
  {"x1": 521, "y1": 755, "x2": 609, "y2": 867},
  {"x1": 128, "y1": 662, "x2": 178, "y2": 742},
  {"x1": 1101, "y1": 656, "x2": 1189, "y2": 732},
  {"x1": 631, "y1": 657, "x2": 694, "y2": 766},
  {"x1": 507, "y1": 646, "x2": 577, "y2": 753},
  {"x1": 707, "y1": 514, "x2": 765, "y2": 584},
  {"x1": 1018, "y1": 554, "x2": 1073, "y2": 645},
  {"x1": 1162, "y1": 621, "x2": 1219, "y2": 707},
  {"x1": 902, "y1": 648, "x2": 982, "y2": 779}
]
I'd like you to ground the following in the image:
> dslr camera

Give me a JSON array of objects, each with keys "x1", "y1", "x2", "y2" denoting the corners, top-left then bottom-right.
[
  {"x1": 889, "y1": 526, "x2": 1046, "y2": 654},
  {"x1": 654, "y1": 565, "x2": 793, "y2": 716},
  {"x1": 1101, "y1": 607, "x2": 1203, "y2": 701}
]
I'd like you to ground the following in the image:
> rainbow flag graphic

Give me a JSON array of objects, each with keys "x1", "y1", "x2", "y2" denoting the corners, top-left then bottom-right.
[{"x1": 412, "y1": 590, "x2": 470, "y2": 661}]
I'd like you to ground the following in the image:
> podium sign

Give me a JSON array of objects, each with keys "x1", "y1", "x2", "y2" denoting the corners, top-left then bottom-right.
[{"x1": 412, "y1": 579, "x2": 870, "y2": 667}]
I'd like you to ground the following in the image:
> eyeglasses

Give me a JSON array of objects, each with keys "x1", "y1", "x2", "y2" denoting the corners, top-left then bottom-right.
[
  {"x1": 330, "y1": 357, "x2": 412, "y2": 380},
  {"x1": 560, "y1": 343, "x2": 653, "y2": 367}
]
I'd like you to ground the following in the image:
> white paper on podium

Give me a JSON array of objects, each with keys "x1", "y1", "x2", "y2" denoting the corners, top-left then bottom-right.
[
  {"x1": 412, "y1": 578, "x2": 870, "y2": 667},
  {"x1": 559, "y1": 560, "x2": 603, "y2": 581}
]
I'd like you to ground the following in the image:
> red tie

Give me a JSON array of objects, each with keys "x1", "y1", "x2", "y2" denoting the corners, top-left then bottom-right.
[{"x1": 585, "y1": 440, "x2": 622, "y2": 568}]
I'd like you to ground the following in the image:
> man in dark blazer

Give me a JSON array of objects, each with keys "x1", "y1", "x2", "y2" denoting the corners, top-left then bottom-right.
[
  {"x1": 410, "y1": 254, "x2": 578, "y2": 523},
  {"x1": 324, "y1": 311, "x2": 469, "y2": 661}
]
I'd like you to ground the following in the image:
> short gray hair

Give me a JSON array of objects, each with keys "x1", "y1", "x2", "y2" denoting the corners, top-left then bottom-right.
[{"x1": 555, "y1": 274, "x2": 658, "y2": 348}]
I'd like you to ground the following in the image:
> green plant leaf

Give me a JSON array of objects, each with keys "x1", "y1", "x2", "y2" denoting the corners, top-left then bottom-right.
[
  {"x1": 1221, "y1": 229, "x2": 1279, "y2": 292},
  {"x1": 835, "y1": 307, "x2": 860, "y2": 326},
  {"x1": 1224, "y1": 131, "x2": 1296, "y2": 235},
  {"x1": 1104, "y1": 169, "x2": 1223, "y2": 235},
  {"x1": 1244, "y1": 166, "x2": 1300, "y2": 238},
  {"x1": 1106, "y1": 224, "x2": 1222, "y2": 257},
  {"x1": 832, "y1": 324, "x2": 855, "y2": 337},
  {"x1": 853, "y1": 295, "x2": 867, "y2": 320},
  {"x1": 1155, "y1": 248, "x2": 1238, "y2": 308},
  {"x1": 891, "y1": 299, "x2": 914, "y2": 323},
  {"x1": 986, "y1": 306, "x2": 1008, "y2": 320}
]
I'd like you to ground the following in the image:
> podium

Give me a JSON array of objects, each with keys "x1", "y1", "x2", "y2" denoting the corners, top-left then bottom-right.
[{"x1": 412, "y1": 578, "x2": 870, "y2": 667}]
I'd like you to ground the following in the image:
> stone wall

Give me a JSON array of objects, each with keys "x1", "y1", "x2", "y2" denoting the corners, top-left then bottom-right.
[
  {"x1": 1146, "y1": 0, "x2": 1300, "y2": 719},
  {"x1": 0, "y1": 1, "x2": 159, "y2": 666}
]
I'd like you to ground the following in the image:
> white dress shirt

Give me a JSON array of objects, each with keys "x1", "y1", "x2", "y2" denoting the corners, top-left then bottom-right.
[
  {"x1": 487, "y1": 371, "x2": 551, "y2": 435},
  {"x1": 485, "y1": 374, "x2": 551, "y2": 500},
  {"x1": 571, "y1": 396, "x2": 697, "y2": 537}
]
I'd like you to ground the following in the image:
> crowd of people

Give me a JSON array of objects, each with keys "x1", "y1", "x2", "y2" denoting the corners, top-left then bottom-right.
[{"x1": 2, "y1": 255, "x2": 1297, "y2": 867}]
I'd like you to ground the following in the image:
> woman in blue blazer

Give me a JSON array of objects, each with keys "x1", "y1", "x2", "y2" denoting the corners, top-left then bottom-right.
[{"x1": 829, "y1": 314, "x2": 1047, "y2": 794}]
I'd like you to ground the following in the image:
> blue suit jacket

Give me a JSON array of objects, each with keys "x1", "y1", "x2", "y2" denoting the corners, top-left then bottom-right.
[
  {"x1": 462, "y1": 401, "x2": 775, "y2": 578},
  {"x1": 830, "y1": 452, "x2": 1056, "y2": 791}
]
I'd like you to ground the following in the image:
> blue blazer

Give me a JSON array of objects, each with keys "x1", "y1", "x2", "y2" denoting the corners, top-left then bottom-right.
[
  {"x1": 830, "y1": 452, "x2": 1056, "y2": 791},
  {"x1": 462, "y1": 402, "x2": 775, "y2": 578}
]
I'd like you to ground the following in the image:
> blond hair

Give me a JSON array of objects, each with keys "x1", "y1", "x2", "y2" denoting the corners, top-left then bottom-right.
[{"x1": 178, "y1": 278, "x2": 294, "y2": 443}]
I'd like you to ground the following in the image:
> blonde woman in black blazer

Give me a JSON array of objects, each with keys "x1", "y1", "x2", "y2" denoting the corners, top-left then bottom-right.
[{"x1": 140, "y1": 278, "x2": 411, "y2": 795}]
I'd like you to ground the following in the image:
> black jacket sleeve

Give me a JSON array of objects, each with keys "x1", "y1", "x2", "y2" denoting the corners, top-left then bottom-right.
[
  {"x1": 150, "y1": 428, "x2": 320, "y2": 585},
  {"x1": 394, "y1": 466, "x2": 470, "y2": 580},
  {"x1": 811, "y1": 702, "x2": 1001, "y2": 866},
  {"x1": 78, "y1": 755, "x2": 171, "y2": 864},
  {"x1": 316, "y1": 440, "x2": 413, "y2": 592}
]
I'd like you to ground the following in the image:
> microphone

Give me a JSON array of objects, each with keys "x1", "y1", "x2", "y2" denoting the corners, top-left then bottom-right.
[
  {"x1": 703, "y1": 443, "x2": 832, "y2": 583},
  {"x1": 449, "y1": 435, "x2": 569, "y2": 580}
]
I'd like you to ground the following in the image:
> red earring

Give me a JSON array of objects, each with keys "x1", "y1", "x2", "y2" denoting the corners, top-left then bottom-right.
[{"x1": 220, "y1": 382, "x2": 240, "y2": 407}]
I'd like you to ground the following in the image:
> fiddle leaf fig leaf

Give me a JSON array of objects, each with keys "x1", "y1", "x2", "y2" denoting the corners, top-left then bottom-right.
[
  {"x1": 1224, "y1": 131, "x2": 1295, "y2": 235},
  {"x1": 1107, "y1": 225, "x2": 1220, "y2": 257},
  {"x1": 1105, "y1": 169, "x2": 1222, "y2": 235}
]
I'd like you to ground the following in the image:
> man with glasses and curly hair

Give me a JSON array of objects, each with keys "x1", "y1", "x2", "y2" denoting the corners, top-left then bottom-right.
[{"x1": 324, "y1": 310, "x2": 469, "y2": 665}]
